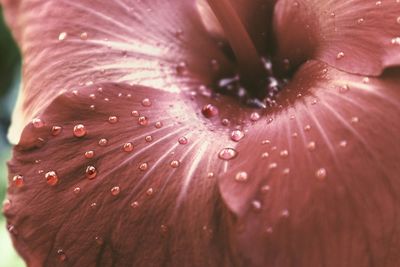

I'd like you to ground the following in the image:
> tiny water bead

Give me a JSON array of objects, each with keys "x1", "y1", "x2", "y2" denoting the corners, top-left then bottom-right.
[
  {"x1": 218, "y1": 148, "x2": 238, "y2": 160},
  {"x1": 251, "y1": 200, "x2": 262, "y2": 211},
  {"x1": 73, "y1": 124, "x2": 87, "y2": 137},
  {"x1": 139, "y1": 162, "x2": 149, "y2": 171},
  {"x1": 339, "y1": 140, "x2": 348, "y2": 148},
  {"x1": 80, "y1": 32, "x2": 88, "y2": 40},
  {"x1": 336, "y1": 52, "x2": 345, "y2": 60},
  {"x1": 95, "y1": 236, "x2": 104, "y2": 246},
  {"x1": 13, "y1": 175, "x2": 24, "y2": 188},
  {"x1": 260, "y1": 185, "x2": 271, "y2": 193},
  {"x1": 141, "y1": 98, "x2": 152, "y2": 107},
  {"x1": 111, "y1": 186, "x2": 121, "y2": 196},
  {"x1": 138, "y1": 116, "x2": 148, "y2": 126},
  {"x1": 146, "y1": 187, "x2": 154, "y2": 196},
  {"x1": 280, "y1": 150, "x2": 289, "y2": 158},
  {"x1": 85, "y1": 150, "x2": 95, "y2": 159},
  {"x1": 57, "y1": 249, "x2": 67, "y2": 262},
  {"x1": 131, "y1": 201, "x2": 140, "y2": 209},
  {"x1": 145, "y1": 135, "x2": 153, "y2": 142},
  {"x1": 58, "y1": 32, "x2": 67, "y2": 41},
  {"x1": 51, "y1": 126, "x2": 63, "y2": 136},
  {"x1": 201, "y1": 104, "x2": 219, "y2": 118},
  {"x1": 235, "y1": 171, "x2": 248, "y2": 182},
  {"x1": 73, "y1": 187, "x2": 81, "y2": 194},
  {"x1": 315, "y1": 168, "x2": 327, "y2": 180},
  {"x1": 351, "y1": 116, "x2": 359, "y2": 124},
  {"x1": 86, "y1": 166, "x2": 97, "y2": 179},
  {"x1": 98, "y1": 138, "x2": 109, "y2": 146},
  {"x1": 231, "y1": 130, "x2": 245, "y2": 142},
  {"x1": 108, "y1": 116, "x2": 118, "y2": 124},
  {"x1": 250, "y1": 112, "x2": 261, "y2": 121},
  {"x1": 170, "y1": 160, "x2": 180, "y2": 168},
  {"x1": 45, "y1": 171, "x2": 59, "y2": 186},
  {"x1": 131, "y1": 110, "x2": 140, "y2": 117},
  {"x1": 123, "y1": 142, "x2": 134, "y2": 152},
  {"x1": 307, "y1": 141, "x2": 316, "y2": 151},
  {"x1": 32, "y1": 118, "x2": 44, "y2": 128},
  {"x1": 178, "y1": 136, "x2": 188, "y2": 145},
  {"x1": 155, "y1": 121, "x2": 163, "y2": 128}
]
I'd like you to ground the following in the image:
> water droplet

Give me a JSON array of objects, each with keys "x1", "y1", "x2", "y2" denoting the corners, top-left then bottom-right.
[
  {"x1": 207, "y1": 172, "x2": 214, "y2": 178},
  {"x1": 261, "y1": 152, "x2": 269, "y2": 158},
  {"x1": 304, "y1": 124, "x2": 311, "y2": 131},
  {"x1": 73, "y1": 187, "x2": 81, "y2": 194},
  {"x1": 280, "y1": 150, "x2": 289, "y2": 158},
  {"x1": 138, "y1": 116, "x2": 148, "y2": 126},
  {"x1": 85, "y1": 150, "x2": 95, "y2": 159},
  {"x1": 336, "y1": 52, "x2": 345, "y2": 59},
  {"x1": 97, "y1": 138, "x2": 108, "y2": 147},
  {"x1": 90, "y1": 104, "x2": 95, "y2": 110},
  {"x1": 261, "y1": 139, "x2": 271, "y2": 145},
  {"x1": 250, "y1": 112, "x2": 260, "y2": 121},
  {"x1": 80, "y1": 32, "x2": 88, "y2": 40},
  {"x1": 111, "y1": 186, "x2": 121, "y2": 196},
  {"x1": 13, "y1": 175, "x2": 24, "y2": 188},
  {"x1": 51, "y1": 126, "x2": 62, "y2": 136},
  {"x1": 45, "y1": 171, "x2": 59, "y2": 186},
  {"x1": 141, "y1": 98, "x2": 152, "y2": 107},
  {"x1": 315, "y1": 168, "x2": 327, "y2": 180},
  {"x1": 265, "y1": 226, "x2": 273, "y2": 234},
  {"x1": 269, "y1": 163, "x2": 278, "y2": 169},
  {"x1": 131, "y1": 201, "x2": 140, "y2": 208},
  {"x1": 160, "y1": 224, "x2": 169, "y2": 234},
  {"x1": 397, "y1": 16, "x2": 400, "y2": 24},
  {"x1": 339, "y1": 140, "x2": 348, "y2": 148},
  {"x1": 351, "y1": 117, "x2": 359, "y2": 124},
  {"x1": 58, "y1": 32, "x2": 67, "y2": 41},
  {"x1": 218, "y1": 148, "x2": 237, "y2": 160},
  {"x1": 357, "y1": 18, "x2": 365, "y2": 24},
  {"x1": 391, "y1": 37, "x2": 400, "y2": 45},
  {"x1": 146, "y1": 187, "x2": 154, "y2": 196},
  {"x1": 235, "y1": 171, "x2": 248, "y2": 182},
  {"x1": 95, "y1": 236, "x2": 104, "y2": 245},
  {"x1": 221, "y1": 118, "x2": 230, "y2": 126},
  {"x1": 155, "y1": 121, "x2": 163, "y2": 128},
  {"x1": 90, "y1": 202, "x2": 97, "y2": 208},
  {"x1": 139, "y1": 163, "x2": 148, "y2": 171},
  {"x1": 57, "y1": 249, "x2": 67, "y2": 262},
  {"x1": 339, "y1": 84, "x2": 349, "y2": 93},
  {"x1": 108, "y1": 116, "x2": 118, "y2": 124},
  {"x1": 282, "y1": 168, "x2": 290, "y2": 175},
  {"x1": 178, "y1": 136, "x2": 188, "y2": 145},
  {"x1": 292, "y1": 132, "x2": 298, "y2": 138},
  {"x1": 376, "y1": 1, "x2": 382, "y2": 6},
  {"x1": 143, "y1": 135, "x2": 153, "y2": 143},
  {"x1": 231, "y1": 130, "x2": 244, "y2": 142},
  {"x1": 307, "y1": 141, "x2": 316, "y2": 151},
  {"x1": 251, "y1": 200, "x2": 262, "y2": 211},
  {"x1": 362, "y1": 77, "x2": 370, "y2": 84},
  {"x1": 86, "y1": 166, "x2": 97, "y2": 179},
  {"x1": 261, "y1": 185, "x2": 270, "y2": 193},
  {"x1": 131, "y1": 110, "x2": 140, "y2": 117},
  {"x1": 123, "y1": 142, "x2": 134, "y2": 152},
  {"x1": 201, "y1": 104, "x2": 219, "y2": 118},
  {"x1": 170, "y1": 160, "x2": 180, "y2": 168},
  {"x1": 73, "y1": 124, "x2": 87, "y2": 137},
  {"x1": 281, "y1": 209, "x2": 290, "y2": 218},
  {"x1": 32, "y1": 118, "x2": 44, "y2": 128}
]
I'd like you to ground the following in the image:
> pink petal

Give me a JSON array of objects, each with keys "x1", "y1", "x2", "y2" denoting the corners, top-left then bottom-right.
[
  {"x1": 274, "y1": 0, "x2": 400, "y2": 76},
  {"x1": 218, "y1": 60, "x2": 400, "y2": 266}
]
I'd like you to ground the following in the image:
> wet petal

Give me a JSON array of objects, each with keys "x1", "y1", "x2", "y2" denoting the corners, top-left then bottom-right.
[
  {"x1": 1, "y1": 0, "x2": 233, "y2": 144},
  {"x1": 4, "y1": 83, "x2": 243, "y2": 266},
  {"x1": 274, "y1": 0, "x2": 400, "y2": 76},
  {"x1": 218, "y1": 61, "x2": 400, "y2": 266}
]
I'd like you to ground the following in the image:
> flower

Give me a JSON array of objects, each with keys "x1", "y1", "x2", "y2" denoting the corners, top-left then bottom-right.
[{"x1": 2, "y1": 0, "x2": 400, "y2": 266}]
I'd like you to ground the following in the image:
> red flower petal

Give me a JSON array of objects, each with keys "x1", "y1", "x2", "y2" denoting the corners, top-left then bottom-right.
[
  {"x1": 274, "y1": 0, "x2": 400, "y2": 76},
  {"x1": 218, "y1": 60, "x2": 400, "y2": 266},
  {"x1": 5, "y1": 83, "x2": 245, "y2": 266},
  {"x1": 1, "y1": 0, "x2": 234, "y2": 144}
]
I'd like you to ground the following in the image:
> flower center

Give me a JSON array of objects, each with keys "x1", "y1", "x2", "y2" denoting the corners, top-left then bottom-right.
[{"x1": 207, "y1": 0, "x2": 291, "y2": 108}]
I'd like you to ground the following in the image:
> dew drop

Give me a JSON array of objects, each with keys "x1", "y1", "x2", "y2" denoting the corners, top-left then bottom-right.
[
  {"x1": 235, "y1": 171, "x2": 248, "y2": 183},
  {"x1": 123, "y1": 142, "x2": 134, "y2": 152},
  {"x1": 304, "y1": 124, "x2": 311, "y2": 131},
  {"x1": 339, "y1": 140, "x2": 348, "y2": 148},
  {"x1": 357, "y1": 18, "x2": 365, "y2": 24},
  {"x1": 111, "y1": 186, "x2": 121, "y2": 196},
  {"x1": 221, "y1": 118, "x2": 230, "y2": 126},
  {"x1": 45, "y1": 171, "x2": 59, "y2": 186},
  {"x1": 351, "y1": 116, "x2": 359, "y2": 124},
  {"x1": 231, "y1": 130, "x2": 245, "y2": 142},
  {"x1": 281, "y1": 209, "x2": 290, "y2": 218},
  {"x1": 160, "y1": 224, "x2": 169, "y2": 234},
  {"x1": 138, "y1": 116, "x2": 148, "y2": 126},
  {"x1": 292, "y1": 132, "x2": 298, "y2": 138},
  {"x1": 207, "y1": 172, "x2": 214, "y2": 178},
  {"x1": 336, "y1": 52, "x2": 345, "y2": 59},
  {"x1": 283, "y1": 168, "x2": 290, "y2": 175},
  {"x1": 58, "y1": 32, "x2": 67, "y2": 41},
  {"x1": 218, "y1": 148, "x2": 238, "y2": 160},
  {"x1": 73, "y1": 124, "x2": 87, "y2": 137},
  {"x1": 251, "y1": 200, "x2": 262, "y2": 211},
  {"x1": 131, "y1": 110, "x2": 140, "y2": 117},
  {"x1": 108, "y1": 116, "x2": 118, "y2": 124},
  {"x1": 146, "y1": 187, "x2": 154, "y2": 196},
  {"x1": 261, "y1": 152, "x2": 269, "y2": 159},
  {"x1": 155, "y1": 121, "x2": 163, "y2": 128},
  {"x1": 131, "y1": 201, "x2": 140, "y2": 209},
  {"x1": 391, "y1": 37, "x2": 400, "y2": 45},
  {"x1": 170, "y1": 160, "x2": 180, "y2": 168},
  {"x1": 86, "y1": 166, "x2": 97, "y2": 179},
  {"x1": 201, "y1": 104, "x2": 219, "y2": 118},
  {"x1": 145, "y1": 135, "x2": 153, "y2": 142},
  {"x1": 250, "y1": 112, "x2": 261, "y2": 121},
  {"x1": 307, "y1": 141, "x2": 316, "y2": 151},
  {"x1": 339, "y1": 84, "x2": 349, "y2": 93},
  {"x1": 51, "y1": 126, "x2": 63, "y2": 136},
  {"x1": 141, "y1": 98, "x2": 152, "y2": 107},
  {"x1": 85, "y1": 150, "x2": 95, "y2": 159},
  {"x1": 178, "y1": 136, "x2": 188, "y2": 145},
  {"x1": 315, "y1": 168, "x2": 327, "y2": 180},
  {"x1": 98, "y1": 138, "x2": 108, "y2": 146},
  {"x1": 95, "y1": 236, "x2": 104, "y2": 245},
  {"x1": 32, "y1": 118, "x2": 44, "y2": 128},
  {"x1": 261, "y1": 139, "x2": 271, "y2": 145},
  {"x1": 13, "y1": 175, "x2": 24, "y2": 188},
  {"x1": 280, "y1": 150, "x2": 289, "y2": 158},
  {"x1": 57, "y1": 249, "x2": 67, "y2": 262},
  {"x1": 375, "y1": 1, "x2": 382, "y2": 6},
  {"x1": 73, "y1": 187, "x2": 81, "y2": 194},
  {"x1": 139, "y1": 162, "x2": 149, "y2": 171},
  {"x1": 260, "y1": 185, "x2": 270, "y2": 193},
  {"x1": 362, "y1": 77, "x2": 370, "y2": 84},
  {"x1": 80, "y1": 32, "x2": 88, "y2": 40}
]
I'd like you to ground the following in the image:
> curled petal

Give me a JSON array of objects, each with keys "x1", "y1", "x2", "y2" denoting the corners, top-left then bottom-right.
[
  {"x1": 218, "y1": 61, "x2": 400, "y2": 266},
  {"x1": 274, "y1": 0, "x2": 400, "y2": 75}
]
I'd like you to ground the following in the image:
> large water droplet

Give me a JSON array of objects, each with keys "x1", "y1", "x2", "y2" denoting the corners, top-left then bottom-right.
[
  {"x1": 73, "y1": 124, "x2": 87, "y2": 137},
  {"x1": 45, "y1": 171, "x2": 59, "y2": 186},
  {"x1": 86, "y1": 166, "x2": 97, "y2": 179},
  {"x1": 218, "y1": 148, "x2": 237, "y2": 160},
  {"x1": 201, "y1": 104, "x2": 219, "y2": 118}
]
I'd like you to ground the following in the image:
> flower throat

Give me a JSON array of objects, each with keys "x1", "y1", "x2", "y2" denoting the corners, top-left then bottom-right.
[{"x1": 207, "y1": 0, "x2": 290, "y2": 108}]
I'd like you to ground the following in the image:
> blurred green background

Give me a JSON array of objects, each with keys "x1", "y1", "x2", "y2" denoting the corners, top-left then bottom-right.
[{"x1": 0, "y1": 6, "x2": 25, "y2": 267}]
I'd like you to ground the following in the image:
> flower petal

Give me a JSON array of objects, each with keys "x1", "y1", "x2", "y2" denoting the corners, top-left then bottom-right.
[
  {"x1": 4, "y1": 83, "x2": 244, "y2": 266},
  {"x1": 274, "y1": 0, "x2": 400, "y2": 76},
  {"x1": 1, "y1": 0, "x2": 233, "y2": 144},
  {"x1": 218, "y1": 60, "x2": 400, "y2": 266}
]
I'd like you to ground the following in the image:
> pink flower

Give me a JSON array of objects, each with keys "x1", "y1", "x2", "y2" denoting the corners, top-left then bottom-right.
[{"x1": 2, "y1": 0, "x2": 400, "y2": 266}]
